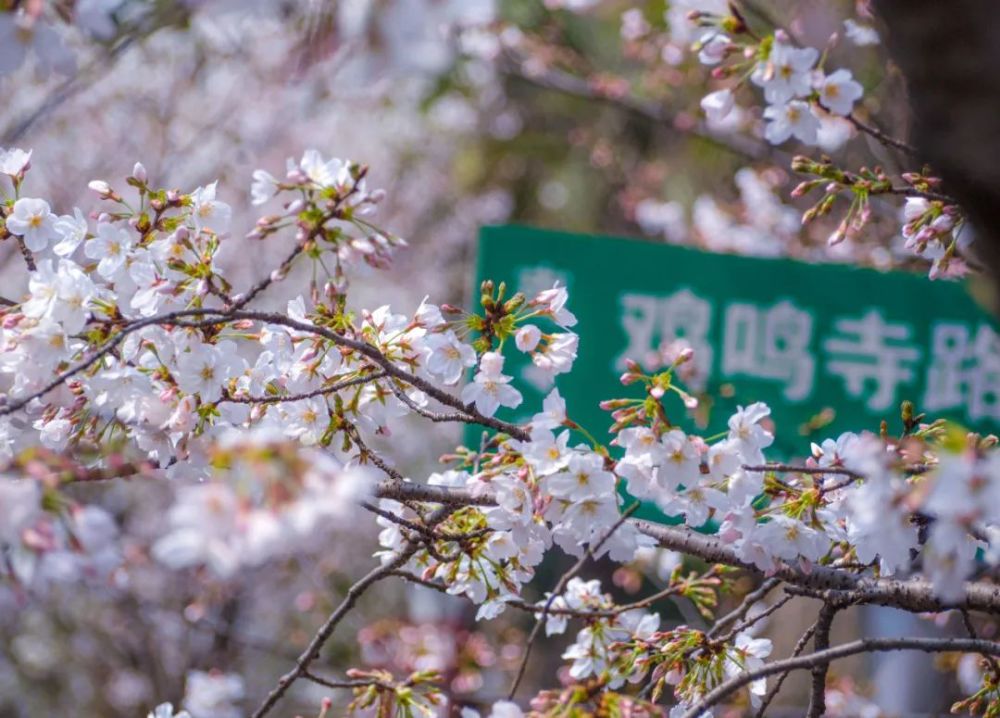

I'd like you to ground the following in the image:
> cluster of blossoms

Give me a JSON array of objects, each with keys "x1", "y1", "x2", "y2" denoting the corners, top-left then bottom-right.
[
  {"x1": 2, "y1": 141, "x2": 1000, "y2": 716},
  {"x1": 472, "y1": 2, "x2": 969, "y2": 281},
  {"x1": 0, "y1": 146, "x2": 402, "y2": 583},
  {"x1": 602, "y1": 3, "x2": 973, "y2": 279},
  {"x1": 635, "y1": 167, "x2": 799, "y2": 259},
  {"x1": 376, "y1": 384, "x2": 645, "y2": 622},
  {"x1": 151, "y1": 429, "x2": 372, "y2": 577},
  {"x1": 901, "y1": 194, "x2": 970, "y2": 279},
  {"x1": 0, "y1": 470, "x2": 119, "y2": 594},
  {"x1": 695, "y1": 22, "x2": 864, "y2": 149},
  {"x1": 684, "y1": 6, "x2": 975, "y2": 277}
]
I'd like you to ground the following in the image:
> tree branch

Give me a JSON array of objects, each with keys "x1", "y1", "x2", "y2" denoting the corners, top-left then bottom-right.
[
  {"x1": 752, "y1": 620, "x2": 818, "y2": 718},
  {"x1": 248, "y1": 546, "x2": 418, "y2": 718},
  {"x1": 683, "y1": 636, "x2": 1000, "y2": 717},
  {"x1": 367, "y1": 482, "x2": 1000, "y2": 615},
  {"x1": 806, "y1": 602, "x2": 839, "y2": 718}
]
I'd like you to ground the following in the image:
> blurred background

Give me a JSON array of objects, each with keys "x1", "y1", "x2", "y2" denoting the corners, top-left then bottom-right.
[{"x1": 0, "y1": 1, "x2": 977, "y2": 715}]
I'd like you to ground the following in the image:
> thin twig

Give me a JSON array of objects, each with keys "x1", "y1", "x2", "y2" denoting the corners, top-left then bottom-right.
[
  {"x1": 884, "y1": 186, "x2": 957, "y2": 204},
  {"x1": 301, "y1": 671, "x2": 383, "y2": 690},
  {"x1": 708, "y1": 577, "x2": 780, "y2": 639},
  {"x1": 346, "y1": 423, "x2": 406, "y2": 482},
  {"x1": 507, "y1": 502, "x2": 642, "y2": 699},
  {"x1": 361, "y1": 501, "x2": 491, "y2": 543},
  {"x1": 220, "y1": 371, "x2": 385, "y2": 405},
  {"x1": 848, "y1": 113, "x2": 920, "y2": 156},
  {"x1": 719, "y1": 592, "x2": 794, "y2": 644},
  {"x1": 389, "y1": 382, "x2": 478, "y2": 424},
  {"x1": 248, "y1": 548, "x2": 418, "y2": 718},
  {"x1": 961, "y1": 609, "x2": 1000, "y2": 678},
  {"x1": 250, "y1": 505, "x2": 455, "y2": 718},
  {"x1": 753, "y1": 621, "x2": 819, "y2": 718},
  {"x1": 742, "y1": 463, "x2": 862, "y2": 479}
]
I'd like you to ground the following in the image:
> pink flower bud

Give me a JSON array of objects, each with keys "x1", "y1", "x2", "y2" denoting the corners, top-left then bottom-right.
[
  {"x1": 132, "y1": 162, "x2": 147, "y2": 183},
  {"x1": 791, "y1": 181, "x2": 812, "y2": 198},
  {"x1": 930, "y1": 214, "x2": 955, "y2": 232},
  {"x1": 88, "y1": 179, "x2": 112, "y2": 196}
]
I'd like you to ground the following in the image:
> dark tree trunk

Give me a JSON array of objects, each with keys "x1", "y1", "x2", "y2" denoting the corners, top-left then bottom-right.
[{"x1": 874, "y1": 0, "x2": 1000, "y2": 304}]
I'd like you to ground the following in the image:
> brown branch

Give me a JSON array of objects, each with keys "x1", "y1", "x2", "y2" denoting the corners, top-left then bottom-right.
[
  {"x1": 16, "y1": 237, "x2": 36, "y2": 272},
  {"x1": 498, "y1": 51, "x2": 773, "y2": 162},
  {"x1": 682, "y1": 636, "x2": 1000, "y2": 718},
  {"x1": 361, "y1": 501, "x2": 491, "y2": 544},
  {"x1": 806, "y1": 602, "x2": 839, "y2": 718},
  {"x1": 0, "y1": 307, "x2": 530, "y2": 442},
  {"x1": 388, "y1": 382, "x2": 478, "y2": 424},
  {"x1": 368, "y1": 482, "x2": 1000, "y2": 615},
  {"x1": 249, "y1": 547, "x2": 418, "y2": 718},
  {"x1": 301, "y1": 671, "x2": 384, "y2": 690},
  {"x1": 346, "y1": 424, "x2": 406, "y2": 482},
  {"x1": 635, "y1": 519, "x2": 1000, "y2": 614},
  {"x1": 884, "y1": 186, "x2": 957, "y2": 204},
  {"x1": 752, "y1": 621, "x2": 818, "y2": 718},
  {"x1": 250, "y1": 503, "x2": 456, "y2": 718},
  {"x1": 373, "y1": 480, "x2": 494, "y2": 507},
  {"x1": 220, "y1": 371, "x2": 385, "y2": 405},
  {"x1": 848, "y1": 113, "x2": 920, "y2": 156},
  {"x1": 742, "y1": 463, "x2": 862, "y2": 478},
  {"x1": 707, "y1": 577, "x2": 780, "y2": 639}
]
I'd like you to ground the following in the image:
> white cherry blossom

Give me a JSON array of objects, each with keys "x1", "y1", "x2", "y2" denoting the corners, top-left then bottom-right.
[{"x1": 5, "y1": 197, "x2": 58, "y2": 251}]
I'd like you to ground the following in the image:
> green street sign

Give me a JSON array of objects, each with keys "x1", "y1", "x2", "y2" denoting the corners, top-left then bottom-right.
[{"x1": 471, "y1": 225, "x2": 1000, "y2": 522}]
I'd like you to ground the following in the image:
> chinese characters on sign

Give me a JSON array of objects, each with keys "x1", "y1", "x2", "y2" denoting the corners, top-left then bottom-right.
[
  {"x1": 608, "y1": 289, "x2": 1000, "y2": 420},
  {"x1": 476, "y1": 225, "x2": 1000, "y2": 463}
]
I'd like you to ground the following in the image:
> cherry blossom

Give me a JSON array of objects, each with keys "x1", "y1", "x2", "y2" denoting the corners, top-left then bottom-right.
[
  {"x1": 5, "y1": 197, "x2": 59, "y2": 251},
  {"x1": 816, "y1": 69, "x2": 865, "y2": 116},
  {"x1": 460, "y1": 351, "x2": 523, "y2": 416},
  {"x1": 763, "y1": 100, "x2": 820, "y2": 145},
  {"x1": 753, "y1": 38, "x2": 818, "y2": 105}
]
